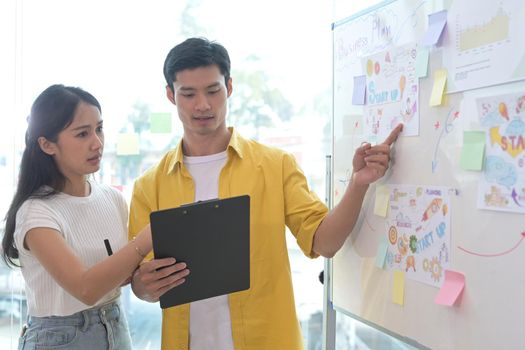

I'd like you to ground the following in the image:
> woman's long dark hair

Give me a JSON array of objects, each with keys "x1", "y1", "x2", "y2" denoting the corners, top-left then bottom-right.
[{"x1": 2, "y1": 84, "x2": 101, "y2": 267}]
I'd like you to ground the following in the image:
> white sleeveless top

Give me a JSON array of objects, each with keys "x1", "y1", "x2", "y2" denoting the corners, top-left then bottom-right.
[{"x1": 14, "y1": 182, "x2": 128, "y2": 316}]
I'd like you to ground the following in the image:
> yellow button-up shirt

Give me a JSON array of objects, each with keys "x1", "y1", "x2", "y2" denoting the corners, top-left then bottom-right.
[{"x1": 129, "y1": 128, "x2": 328, "y2": 350}]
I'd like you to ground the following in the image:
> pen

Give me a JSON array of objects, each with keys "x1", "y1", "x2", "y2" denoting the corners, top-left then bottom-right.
[{"x1": 104, "y1": 239, "x2": 113, "y2": 256}]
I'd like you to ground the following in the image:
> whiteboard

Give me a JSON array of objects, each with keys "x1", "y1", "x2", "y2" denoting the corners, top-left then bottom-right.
[{"x1": 331, "y1": 0, "x2": 525, "y2": 349}]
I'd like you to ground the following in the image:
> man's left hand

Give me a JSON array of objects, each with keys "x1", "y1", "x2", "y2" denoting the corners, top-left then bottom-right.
[{"x1": 351, "y1": 123, "x2": 403, "y2": 186}]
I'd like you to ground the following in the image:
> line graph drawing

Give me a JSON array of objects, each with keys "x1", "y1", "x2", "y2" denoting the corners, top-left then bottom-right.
[{"x1": 456, "y1": 7, "x2": 510, "y2": 52}]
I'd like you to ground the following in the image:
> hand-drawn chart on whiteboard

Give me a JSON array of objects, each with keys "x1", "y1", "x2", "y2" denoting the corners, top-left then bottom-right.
[{"x1": 442, "y1": 0, "x2": 525, "y2": 92}]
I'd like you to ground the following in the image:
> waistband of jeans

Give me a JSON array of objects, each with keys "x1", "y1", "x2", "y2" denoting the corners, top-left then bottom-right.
[{"x1": 28, "y1": 299, "x2": 122, "y2": 327}]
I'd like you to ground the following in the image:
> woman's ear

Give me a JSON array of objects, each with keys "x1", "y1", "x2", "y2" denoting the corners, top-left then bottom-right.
[{"x1": 38, "y1": 136, "x2": 56, "y2": 156}]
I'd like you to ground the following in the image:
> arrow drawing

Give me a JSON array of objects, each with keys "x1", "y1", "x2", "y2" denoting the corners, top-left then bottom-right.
[
  {"x1": 432, "y1": 107, "x2": 458, "y2": 173},
  {"x1": 457, "y1": 231, "x2": 525, "y2": 257},
  {"x1": 511, "y1": 188, "x2": 522, "y2": 207}
]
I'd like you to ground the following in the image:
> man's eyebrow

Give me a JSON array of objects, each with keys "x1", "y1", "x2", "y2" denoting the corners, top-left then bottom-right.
[{"x1": 178, "y1": 82, "x2": 221, "y2": 91}]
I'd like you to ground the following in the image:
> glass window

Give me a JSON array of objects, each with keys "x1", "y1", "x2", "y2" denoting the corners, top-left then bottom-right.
[
  {"x1": 0, "y1": 1, "x2": 332, "y2": 348},
  {"x1": 336, "y1": 311, "x2": 419, "y2": 350}
]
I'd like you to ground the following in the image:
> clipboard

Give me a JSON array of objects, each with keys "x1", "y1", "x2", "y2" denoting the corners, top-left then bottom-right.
[{"x1": 150, "y1": 195, "x2": 250, "y2": 308}]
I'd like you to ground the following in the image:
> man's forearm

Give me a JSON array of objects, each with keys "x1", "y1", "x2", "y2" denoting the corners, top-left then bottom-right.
[{"x1": 313, "y1": 180, "x2": 369, "y2": 257}]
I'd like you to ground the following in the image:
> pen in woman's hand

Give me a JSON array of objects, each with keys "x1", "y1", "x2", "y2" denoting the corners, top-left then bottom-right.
[{"x1": 104, "y1": 239, "x2": 113, "y2": 256}]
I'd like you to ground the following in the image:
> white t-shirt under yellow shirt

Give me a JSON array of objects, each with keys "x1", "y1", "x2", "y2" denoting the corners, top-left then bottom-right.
[{"x1": 184, "y1": 150, "x2": 234, "y2": 350}]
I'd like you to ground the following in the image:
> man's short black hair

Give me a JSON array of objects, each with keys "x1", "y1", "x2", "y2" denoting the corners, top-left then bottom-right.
[{"x1": 163, "y1": 37, "x2": 231, "y2": 90}]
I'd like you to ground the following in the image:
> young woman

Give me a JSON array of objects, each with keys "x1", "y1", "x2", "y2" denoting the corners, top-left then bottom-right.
[{"x1": 1, "y1": 84, "x2": 189, "y2": 349}]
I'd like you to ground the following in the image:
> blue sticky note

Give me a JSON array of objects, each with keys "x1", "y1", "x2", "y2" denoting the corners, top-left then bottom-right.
[
  {"x1": 352, "y1": 75, "x2": 366, "y2": 105},
  {"x1": 415, "y1": 48, "x2": 429, "y2": 78},
  {"x1": 375, "y1": 236, "x2": 389, "y2": 269},
  {"x1": 421, "y1": 10, "x2": 447, "y2": 47}
]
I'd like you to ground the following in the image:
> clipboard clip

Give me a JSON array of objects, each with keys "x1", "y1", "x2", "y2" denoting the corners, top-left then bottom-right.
[{"x1": 179, "y1": 198, "x2": 221, "y2": 213}]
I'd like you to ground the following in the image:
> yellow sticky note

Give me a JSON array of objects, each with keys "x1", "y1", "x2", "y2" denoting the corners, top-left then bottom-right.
[
  {"x1": 374, "y1": 185, "x2": 390, "y2": 217},
  {"x1": 116, "y1": 133, "x2": 140, "y2": 155},
  {"x1": 429, "y1": 69, "x2": 447, "y2": 106},
  {"x1": 392, "y1": 270, "x2": 405, "y2": 305}
]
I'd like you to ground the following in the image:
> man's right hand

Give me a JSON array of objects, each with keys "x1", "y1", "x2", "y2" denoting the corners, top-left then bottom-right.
[{"x1": 131, "y1": 258, "x2": 190, "y2": 302}]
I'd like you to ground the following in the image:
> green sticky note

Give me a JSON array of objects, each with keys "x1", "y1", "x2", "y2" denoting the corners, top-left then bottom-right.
[
  {"x1": 150, "y1": 113, "x2": 172, "y2": 133},
  {"x1": 460, "y1": 131, "x2": 485, "y2": 171},
  {"x1": 415, "y1": 48, "x2": 429, "y2": 78},
  {"x1": 375, "y1": 235, "x2": 388, "y2": 269}
]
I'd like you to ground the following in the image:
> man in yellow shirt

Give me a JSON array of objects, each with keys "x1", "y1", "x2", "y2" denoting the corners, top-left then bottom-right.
[{"x1": 128, "y1": 37, "x2": 402, "y2": 350}]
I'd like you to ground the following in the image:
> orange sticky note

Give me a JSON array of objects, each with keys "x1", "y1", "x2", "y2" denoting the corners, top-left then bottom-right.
[
  {"x1": 435, "y1": 270, "x2": 465, "y2": 306},
  {"x1": 429, "y1": 69, "x2": 447, "y2": 106},
  {"x1": 392, "y1": 270, "x2": 405, "y2": 305}
]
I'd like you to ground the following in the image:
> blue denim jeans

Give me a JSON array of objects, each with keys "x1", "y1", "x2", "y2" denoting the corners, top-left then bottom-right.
[{"x1": 18, "y1": 300, "x2": 132, "y2": 350}]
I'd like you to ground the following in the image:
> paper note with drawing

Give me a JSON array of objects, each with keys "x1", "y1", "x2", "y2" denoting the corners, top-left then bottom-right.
[
  {"x1": 476, "y1": 92, "x2": 525, "y2": 213},
  {"x1": 384, "y1": 185, "x2": 451, "y2": 288},
  {"x1": 442, "y1": 0, "x2": 525, "y2": 92},
  {"x1": 363, "y1": 43, "x2": 419, "y2": 144}
]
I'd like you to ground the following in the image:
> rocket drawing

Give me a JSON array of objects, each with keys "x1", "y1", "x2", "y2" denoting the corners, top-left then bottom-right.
[{"x1": 422, "y1": 198, "x2": 443, "y2": 221}]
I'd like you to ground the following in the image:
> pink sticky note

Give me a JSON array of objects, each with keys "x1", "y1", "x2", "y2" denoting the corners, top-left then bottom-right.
[
  {"x1": 112, "y1": 185, "x2": 124, "y2": 192},
  {"x1": 435, "y1": 270, "x2": 465, "y2": 306}
]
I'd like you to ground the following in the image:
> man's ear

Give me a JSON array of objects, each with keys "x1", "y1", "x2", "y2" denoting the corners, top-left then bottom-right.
[
  {"x1": 38, "y1": 136, "x2": 56, "y2": 156},
  {"x1": 226, "y1": 78, "x2": 233, "y2": 97},
  {"x1": 166, "y1": 85, "x2": 176, "y2": 105}
]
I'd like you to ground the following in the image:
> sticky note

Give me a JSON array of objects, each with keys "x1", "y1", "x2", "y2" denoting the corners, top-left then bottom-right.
[
  {"x1": 150, "y1": 113, "x2": 172, "y2": 133},
  {"x1": 116, "y1": 133, "x2": 140, "y2": 155},
  {"x1": 421, "y1": 10, "x2": 448, "y2": 47},
  {"x1": 460, "y1": 131, "x2": 485, "y2": 170},
  {"x1": 392, "y1": 270, "x2": 405, "y2": 305},
  {"x1": 374, "y1": 185, "x2": 390, "y2": 217},
  {"x1": 352, "y1": 75, "x2": 366, "y2": 105},
  {"x1": 429, "y1": 69, "x2": 447, "y2": 106},
  {"x1": 415, "y1": 48, "x2": 429, "y2": 78},
  {"x1": 435, "y1": 270, "x2": 465, "y2": 306},
  {"x1": 375, "y1": 235, "x2": 388, "y2": 269},
  {"x1": 112, "y1": 185, "x2": 123, "y2": 192}
]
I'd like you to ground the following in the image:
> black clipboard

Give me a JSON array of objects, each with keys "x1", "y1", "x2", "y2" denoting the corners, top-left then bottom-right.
[{"x1": 150, "y1": 195, "x2": 250, "y2": 308}]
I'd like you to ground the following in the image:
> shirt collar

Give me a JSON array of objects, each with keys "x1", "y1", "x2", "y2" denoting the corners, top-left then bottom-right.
[{"x1": 167, "y1": 127, "x2": 244, "y2": 174}]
